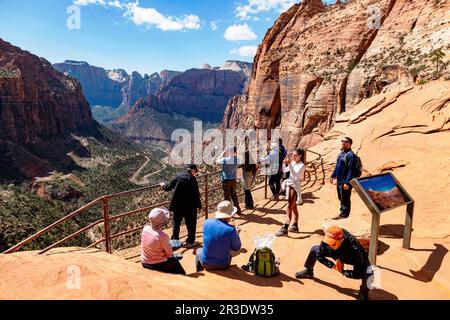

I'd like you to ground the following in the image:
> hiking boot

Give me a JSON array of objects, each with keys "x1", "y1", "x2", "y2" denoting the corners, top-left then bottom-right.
[
  {"x1": 295, "y1": 268, "x2": 314, "y2": 279},
  {"x1": 288, "y1": 224, "x2": 299, "y2": 233},
  {"x1": 275, "y1": 227, "x2": 288, "y2": 237}
]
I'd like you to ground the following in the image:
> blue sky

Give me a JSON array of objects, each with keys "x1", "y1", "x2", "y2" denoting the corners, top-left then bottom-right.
[{"x1": 0, "y1": 0, "x2": 333, "y2": 75}]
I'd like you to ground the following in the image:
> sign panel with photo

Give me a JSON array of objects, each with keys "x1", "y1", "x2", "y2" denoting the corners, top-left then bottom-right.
[{"x1": 352, "y1": 173, "x2": 413, "y2": 213}]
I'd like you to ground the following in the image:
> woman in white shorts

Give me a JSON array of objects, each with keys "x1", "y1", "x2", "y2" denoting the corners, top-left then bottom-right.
[{"x1": 275, "y1": 148, "x2": 306, "y2": 237}]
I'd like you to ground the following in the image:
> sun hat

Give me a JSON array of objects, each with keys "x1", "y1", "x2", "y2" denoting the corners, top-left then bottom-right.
[
  {"x1": 215, "y1": 201, "x2": 238, "y2": 219},
  {"x1": 271, "y1": 142, "x2": 279, "y2": 150},
  {"x1": 148, "y1": 207, "x2": 171, "y2": 229},
  {"x1": 323, "y1": 226, "x2": 345, "y2": 250}
]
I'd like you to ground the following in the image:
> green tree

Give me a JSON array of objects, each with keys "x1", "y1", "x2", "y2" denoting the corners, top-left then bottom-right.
[{"x1": 430, "y1": 48, "x2": 445, "y2": 74}]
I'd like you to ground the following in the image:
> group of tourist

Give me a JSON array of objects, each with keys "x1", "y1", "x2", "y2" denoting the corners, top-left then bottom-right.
[{"x1": 140, "y1": 136, "x2": 371, "y2": 300}]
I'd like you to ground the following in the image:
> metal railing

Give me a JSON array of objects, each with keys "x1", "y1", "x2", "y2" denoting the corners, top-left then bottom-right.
[{"x1": 3, "y1": 150, "x2": 325, "y2": 255}]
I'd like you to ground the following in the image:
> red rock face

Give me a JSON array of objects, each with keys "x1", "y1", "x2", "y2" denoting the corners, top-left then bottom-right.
[
  {"x1": 366, "y1": 187, "x2": 406, "y2": 211},
  {"x1": 222, "y1": 0, "x2": 450, "y2": 150},
  {"x1": 0, "y1": 38, "x2": 95, "y2": 181},
  {"x1": 0, "y1": 39, "x2": 93, "y2": 144},
  {"x1": 152, "y1": 68, "x2": 249, "y2": 123}
]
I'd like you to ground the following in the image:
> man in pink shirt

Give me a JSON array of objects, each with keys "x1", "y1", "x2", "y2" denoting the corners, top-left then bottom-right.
[{"x1": 141, "y1": 208, "x2": 186, "y2": 275}]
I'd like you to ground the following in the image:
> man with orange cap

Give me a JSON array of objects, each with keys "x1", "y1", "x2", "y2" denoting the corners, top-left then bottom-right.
[{"x1": 295, "y1": 226, "x2": 372, "y2": 300}]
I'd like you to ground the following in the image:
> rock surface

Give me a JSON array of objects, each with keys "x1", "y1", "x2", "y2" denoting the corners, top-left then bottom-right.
[
  {"x1": 53, "y1": 60, "x2": 124, "y2": 107},
  {"x1": 111, "y1": 96, "x2": 196, "y2": 143},
  {"x1": 148, "y1": 68, "x2": 250, "y2": 123},
  {"x1": 222, "y1": 0, "x2": 450, "y2": 150},
  {"x1": 53, "y1": 61, "x2": 184, "y2": 109},
  {"x1": 0, "y1": 39, "x2": 96, "y2": 182}
]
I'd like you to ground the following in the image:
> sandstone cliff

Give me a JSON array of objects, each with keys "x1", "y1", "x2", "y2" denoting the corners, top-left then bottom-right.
[
  {"x1": 149, "y1": 67, "x2": 250, "y2": 123},
  {"x1": 0, "y1": 39, "x2": 96, "y2": 182},
  {"x1": 53, "y1": 61, "x2": 181, "y2": 109},
  {"x1": 222, "y1": 0, "x2": 450, "y2": 149},
  {"x1": 111, "y1": 95, "x2": 196, "y2": 143},
  {"x1": 53, "y1": 60, "x2": 124, "y2": 107}
]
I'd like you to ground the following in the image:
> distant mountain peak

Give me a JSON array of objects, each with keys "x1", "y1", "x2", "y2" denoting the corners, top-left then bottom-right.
[{"x1": 63, "y1": 60, "x2": 90, "y2": 66}]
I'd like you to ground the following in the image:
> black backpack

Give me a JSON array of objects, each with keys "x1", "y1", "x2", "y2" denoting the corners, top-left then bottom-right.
[{"x1": 346, "y1": 152, "x2": 362, "y2": 178}]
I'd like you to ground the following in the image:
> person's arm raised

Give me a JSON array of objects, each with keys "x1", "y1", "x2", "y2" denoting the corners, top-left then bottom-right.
[{"x1": 216, "y1": 150, "x2": 227, "y2": 164}]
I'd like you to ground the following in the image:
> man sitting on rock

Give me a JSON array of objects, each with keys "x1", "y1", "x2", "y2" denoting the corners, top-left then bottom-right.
[
  {"x1": 195, "y1": 201, "x2": 242, "y2": 272},
  {"x1": 295, "y1": 226, "x2": 372, "y2": 300}
]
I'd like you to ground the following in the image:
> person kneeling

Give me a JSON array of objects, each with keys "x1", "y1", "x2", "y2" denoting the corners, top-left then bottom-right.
[
  {"x1": 141, "y1": 208, "x2": 186, "y2": 275},
  {"x1": 195, "y1": 201, "x2": 242, "y2": 272},
  {"x1": 295, "y1": 226, "x2": 372, "y2": 300}
]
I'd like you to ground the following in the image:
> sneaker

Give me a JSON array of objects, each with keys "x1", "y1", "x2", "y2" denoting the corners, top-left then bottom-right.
[
  {"x1": 288, "y1": 224, "x2": 299, "y2": 233},
  {"x1": 184, "y1": 241, "x2": 199, "y2": 249},
  {"x1": 295, "y1": 268, "x2": 314, "y2": 279},
  {"x1": 270, "y1": 195, "x2": 279, "y2": 201},
  {"x1": 275, "y1": 227, "x2": 288, "y2": 237}
]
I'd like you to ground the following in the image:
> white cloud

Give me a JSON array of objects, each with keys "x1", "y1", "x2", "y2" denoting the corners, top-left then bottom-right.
[
  {"x1": 73, "y1": 0, "x2": 201, "y2": 32},
  {"x1": 124, "y1": 3, "x2": 201, "y2": 31},
  {"x1": 224, "y1": 23, "x2": 257, "y2": 41},
  {"x1": 107, "y1": 0, "x2": 124, "y2": 9},
  {"x1": 231, "y1": 45, "x2": 258, "y2": 57},
  {"x1": 74, "y1": 0, "x2": 106, "y2": 6},
  {"x1": 236, "y1": 0, "x2": 297, "y2": 20},
  {"x1": 210, "y1": 21, "x2": 218, "y2": 31}
]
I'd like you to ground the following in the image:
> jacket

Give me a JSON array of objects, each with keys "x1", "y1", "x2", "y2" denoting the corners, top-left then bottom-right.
[
  {"x1": 316, "y1": 229, "x2": 370, "y2": 278},
  {"x1": 163, "y1": 171, "x2": 202, "y2": 213},
  {"x1": 331, "y1": 149, "x2": 356, "y2": 184},
  {"x1": 241, "y1": 150, "x2": 257, "y2": 174}
]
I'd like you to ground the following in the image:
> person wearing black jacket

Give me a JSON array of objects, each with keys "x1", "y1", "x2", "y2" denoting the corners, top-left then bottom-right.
[
  {"x1": 160, "y1": 164, "x2": 202, "y2": 248},
  {"x1": 330, "y1": 137, "x2": 356, "y2": 218},
  {"x1": 295, "y1": 226, "x2": 372, "y2": 300}
]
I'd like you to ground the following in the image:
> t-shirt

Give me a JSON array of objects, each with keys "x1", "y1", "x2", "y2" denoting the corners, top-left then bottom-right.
[
  {"x1": 218, "y1": 156, "x2": 241, "y2": 181},
  {"x1": 201, "y1": 219, "x2": 242, "y2": 267},
  {"x1": 141, "y1": 226, "x2": 173, "y2": 265}
]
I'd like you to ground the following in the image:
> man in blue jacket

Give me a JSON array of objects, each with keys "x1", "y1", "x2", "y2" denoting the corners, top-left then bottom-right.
[
  {"x1": 330, "y1": 137, "x2": 356, "y2": 218},
  {"x1": 195, "y1": 201, "x2": 242, "y2": 271}
]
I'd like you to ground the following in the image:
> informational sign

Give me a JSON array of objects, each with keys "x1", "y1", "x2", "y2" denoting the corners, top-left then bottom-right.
[
  {"x1": 351, "y1": 172, "x2": 414, "y2": 265},
  {"x1": 354, "y1": 173, "x2": 413, "y2": 214}
]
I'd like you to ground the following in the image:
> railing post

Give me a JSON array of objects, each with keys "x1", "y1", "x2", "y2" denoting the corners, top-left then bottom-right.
[
  {"x1": 101, "y1": 197, "x2": 112, "y2": 254},
  {"x1": 204, "y1": 174, "x2": 209, "y2": 219},
  {"x1": 264, "y1": 174, "x2": 268, "y2": 200}
]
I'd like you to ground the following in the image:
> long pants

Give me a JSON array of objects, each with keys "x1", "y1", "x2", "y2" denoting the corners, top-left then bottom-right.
[
  {"x1": 269, "y1": 172, "x2": 283, "y2": 196},
  {"x1": 195, "y1": 247, "x2": 230, "y2": 272},
  {"x1": 337, "y1": 183, "x2": 352, "y2": 217},
  {"x1": 172, "y1": 210, "x2": 197, "y2": 244},
  {"x1": 304, "y1": 245, "x2": 372, "y2": 296},
  {"x1": 242, "y1": 171, "x2": 254, "y2": 209},
  {"x1": 142, "y1": 257, "x2": 186, "y2": 275},
  {"x1": 222, "y1": 179, "x2": 241, "y2": 214}
]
